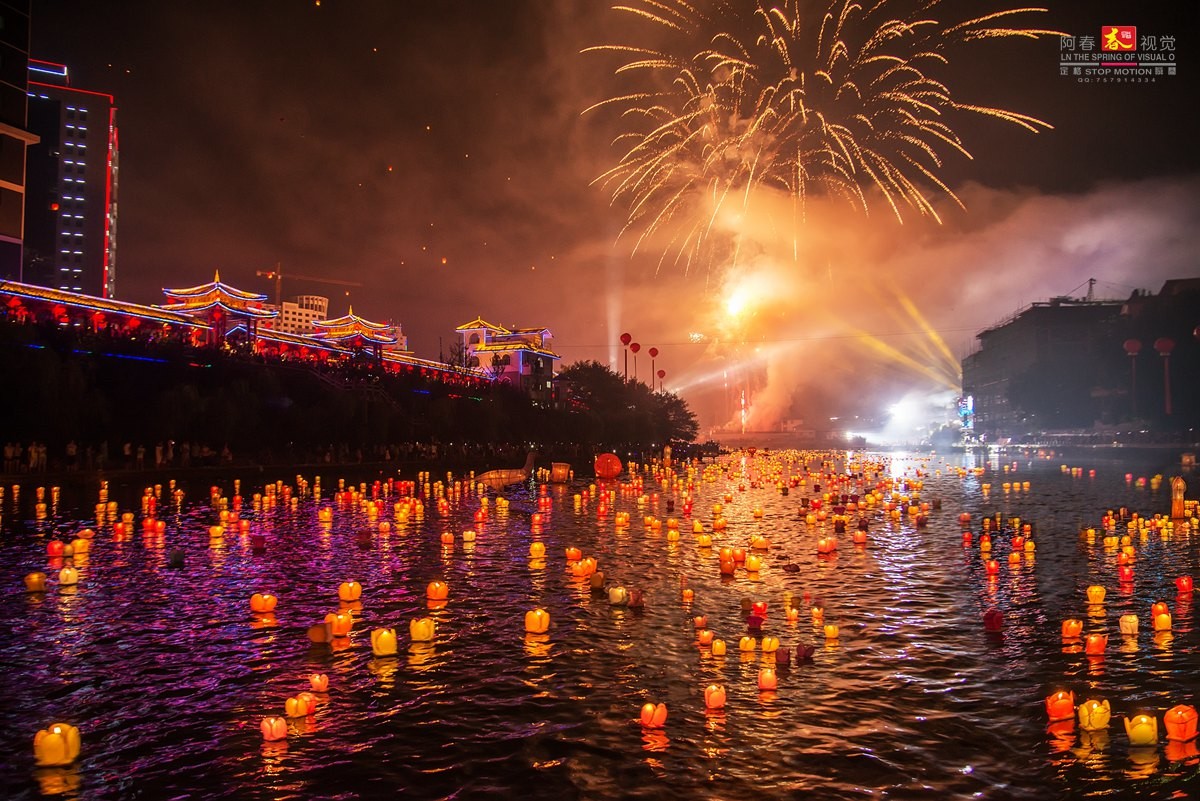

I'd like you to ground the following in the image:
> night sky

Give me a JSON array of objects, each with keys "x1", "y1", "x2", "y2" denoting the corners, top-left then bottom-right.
[{"x1": 32, "y1": 1, "x2": 1199, "y2": 431}]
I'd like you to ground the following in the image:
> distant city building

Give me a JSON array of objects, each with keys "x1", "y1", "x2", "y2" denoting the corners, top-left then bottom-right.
[
  {"x1": 962, "y1": 279, "x2": 1200, "y2": 441},
  {"x1": 264, "y1": 294, "x2": 329, "y2": 335},
  {"x1": 23, "y1": 59, "x2": 118, "y2": 297},
  {"x1": 456, "y1": 316, "x2": 559, "y2": 402},
  {"x1": 0, "y1": 2, "x2": 38, "y2": 280}
]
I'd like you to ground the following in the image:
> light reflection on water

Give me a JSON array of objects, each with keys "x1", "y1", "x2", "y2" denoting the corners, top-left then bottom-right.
[{"x1": 0, "y1": 450, "x2": 1197, "y2": 800}]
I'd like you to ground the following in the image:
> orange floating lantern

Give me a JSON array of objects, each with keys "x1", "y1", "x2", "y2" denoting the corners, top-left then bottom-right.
[
  {"x1": 338, "y1": 581, "x2": 362, "y2": 602},
  {"x1": 58, "y1": 566, "x2": 79, "y2": 586},
  {"x1": 260, "y1": 716, "x2": 287, "y2": 742},
  {"x1": 1153, "y1": 612, "x2": 1172, "y2": 631},
  {"x1": 1084, "y1": 633, "x2": 1107, "y2": 655},
  {"x1": 370, "y1": 627, "x2": 398, "y2": 656},
  {"x1": 529, "y1": 542, "x2": 546, "y2": 559},
  {"x1": 46, "y1": 540, "x2": 64, "y2": 557},
  {"x1": 704, "y1": 684, "x2": 726, "y2": 709},
  {"x1": 760, "y1": 636, "x2": 779, "y2": 653},
  {"x1": 697, "y1": 629, "x2": 714, "y2": 645},
  {"x1": 744, "y1": 554, "x2": 763, "y2": 572},
  {"x1": 525, "y1": 608, "x2": 550, "y2": 634},
  {"x1": 426, "y1": 581, "x2": 449, "y2": 600},
  {"x1": 824, "y1": 624, "x2": 839, "y2": 640},
  {"x1": 739, "y1": 636, "x2": 757, "y2": 652},
  {"x1": 693, "y1": 615, "x2": 707, "y2": 629},
  {"x1": 24, "y1": 572, "x2": 47, "y2": 592},
  {"x1": 1085, "y1": 585, "x2": 1106, "y2": 604},
  {"x1": 594, "y1": 453, "x2": 622, "y2": 479},
  {"x1": 639, "y1": 702, "x2": 667, "y2": 728},
  {"x1": 1045, "y1": 690, "x2": 1075, "y2": 721},
  {"x1": 250, "y1": 593, "x2": 278, "y2": 613},
  {"x1": 410, "y1": 616, "x2": 436, "y2": 642},
  {"x1": 985, "y1": 559, "x2": 1000, "y2": 576},
  {"x1": 1062, "y1": 618, "x2": 1083, "y2": 639},
  {"x1": 565, "y1": 547, "x2": 582, "y2": 562},
  {"x1": 309, "y1": 673, "x2": 329, "y2": 692},
  {"x1": 811, "y1": 607, "x2": 824, "y2": 624},
  {"x1": 33, "y1": 723, "x2": 81, "y2": 766},
  {"x1": 325, "y1": 611, "x2": 353, "y2": 637},
  {"x1": 681, "y1": 588, "x2": 694, "y2": 604},
  {"x1": 758, "y1": 668, "x2": 777, "y2": 690},
  {"x1": 1151, "y1": 601, "x2": 1170, "y2": 618},
  {"x1": 1077, "y1": 699, "x2": 1111, "y2": 731},
  {"x1": 711, "y1": 639, "x2": 727, "y2": 656},
  {"x1": 719, "y1": 558, "x2": 736, "y2": 576},
  {"x1": 285, "y1": 695, "x2": 313, "y2": 717},
  {"x1": 1164, "y1": 705, "x2": 1199, "y2": 742}
]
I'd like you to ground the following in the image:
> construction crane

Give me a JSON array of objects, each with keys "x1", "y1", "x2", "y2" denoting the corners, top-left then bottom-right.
[{"x1": 255, "y1": 263, "x2": 363, "y2": 308}]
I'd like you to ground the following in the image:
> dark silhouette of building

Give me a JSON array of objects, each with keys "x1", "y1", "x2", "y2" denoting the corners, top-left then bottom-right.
[
  {"x1": 0, "y1": 1, "x2": 38, "y2": 280},
  {"x1": 23, "y1": 59, "x2": 117, "y2": 296}
]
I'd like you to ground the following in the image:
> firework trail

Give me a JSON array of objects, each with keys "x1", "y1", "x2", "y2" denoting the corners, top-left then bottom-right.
[{"x1": 585, "y1": 0, "x2": 1060, "y2": 272}]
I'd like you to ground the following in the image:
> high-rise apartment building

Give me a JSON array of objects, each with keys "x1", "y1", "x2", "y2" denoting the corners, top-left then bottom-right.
[
  {"x1": 0, "y1": 1, "x2": 37, "y2": 279},
  {"x1": 23, "y1": 59, "x2": 117, "y2": 296}
]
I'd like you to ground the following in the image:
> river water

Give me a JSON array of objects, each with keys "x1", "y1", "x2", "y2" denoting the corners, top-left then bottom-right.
[{"x1": 1, "y1": 449, "x2": 1198, "y2": 800}]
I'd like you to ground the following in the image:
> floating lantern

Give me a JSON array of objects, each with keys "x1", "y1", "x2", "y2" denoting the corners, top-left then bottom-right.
[
  {"x1": 696, "y1": 533, "x2": 713, "y2": 548},
  {"x1": 33, "y1": 723, "x2": 80, "y2": 766},
  {"x1": 462, "y1": 530, "x2": 476, "y2": 542},
  {"x1": 1153, "y1": 612, "x2": 1172, "y2": 631},
  {"x1": 824, "y1": 624, "x2": 839, "y2": 640},
  {"x1": 751, "y1": 601, "x2": 768, "y2": 618},
  {"x1": 1062, "y1": 619, "x2": 1083, "y2": 639},
  {"x1": 529, "y1": 542, "x2": 546, "y2": 559},
  {"x1": 758, "y1": 668, "x2": 777, "y2": 691},
  {"x1": 1084, "y1": 633, "x2": 1107, "y2": 655},
  {"x1": 816, "y1": 537, "x2": 837, "y2": 554},
  {"x1": 1046, "y1": 690, "x2": 1075, "y2": 721},
  {"x1": 338, "y1": 581, "x2": 362, "y2": 602},
  {"x1": 704, "y1": 684, "x2": 726, "y2": 709},
  {"x1": 426, "y1": 581, "x2": 449, "y2": 601},
  {"x1": 739, "y1": 636, "x2": 757, "y2": 652},
  {"x1": 1177, "y1": 576, "x2": 1194, "y2": 594},
  {"x1": 760, "y1": 636, "x2": 779, "y2": 653},
  {"x1": 250, "y1": 593, "x2": 278, "y2": 614},
  {"x1": 309, "y1": 673, "x2": 329, "y2": 692},
  {"x1": 1077, "y1": 699, "x2": 1111, "y2": 731},
  {"x1": 1119, "y1": 614, "x2": 1139, "y2": 636},
  {"x1": 285, "y1": 695, "x2": 313, "y2": 718},
  {"x1": 325, "y1": 612, "x2": 352, "y2": 637},
  {"x1": 853, "y1": 530, "x2": 868, "y2": 545},
  {"x1": 525, "y1": 608, "x2": 550, "y2": 634},
  {"x1": 608, "y1": 586, "x2": 629, "y2": 606},
  {"x1": 711, "y1": 639, "x2": 727, "y2": 656},
  {"x1": 371, "y1": 627, "x2": 398, "y2": 656},
  {"x1": 985, "y1": 559, "x2": 1000, "y2": 576},
  {"x1": 307, "y1": 622, "x2": 334, "y2": 643},
  {"x1": 58, "y1": 566, "x2": 79, "y2": 586},
  {"x1": 797, "y1": 643, "x2": 816, "y2": 662},
  {"x1": 1151, "y1": 601, "x2": 1169, "y2": 618},
  {"x1": 1164, "y1": 705, "x2": 1199, "y2": 742},
  {"x1": 640, "y1": 702, "x2": 668, "y2": 728},
  {"x1": 565, "y1": 547, "x2": 582, "y2": 562},
  {"x1": 697, "y1": 629, "x2": 714, "y2": 646},
  {"x1": 1086, "y1": 585, "x2": 1106, "y2": 604},
  {"x1": 24, "y1": 572, "x2": 47, "y2": 592},
  {"x1": 594, "y1": 453, "x2": 622, "y2": 479},
  {"x1": 719, "y1": 558, "x2": 736, "y2": 576},
  {"x1": 410, "y1": 617, "x2": 436, "y2": 642},
  {"x1": 811, "y1": 607, "x2": 824, "y2": 624},
  {"x1": 694, "y1": 615, "x2": 707, "y2": 629},
  {"x1": 786, "y1": 607, "x2": 799, "y2": 624},
  {"x1": 744, "y1": 554, "x2": 763, "y2": 572},
  {"x1": 1124, "y1": 714, "x2": 1158, "y2": 746},
  {"x1": 47, "y1": 540, "x2": 64, "y2": 557},
  {"x1": 681, "y1": 588, "x2": 694, "y2": 604},
  {"x1": 983, "y1": 609, "x2": 1003, "y2": 632},
  {"x1": 260, "y1": 716, "x2": 287, "y2": 742}
]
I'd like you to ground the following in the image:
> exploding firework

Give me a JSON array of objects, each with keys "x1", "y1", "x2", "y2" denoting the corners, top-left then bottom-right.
[{"x1": 586, "y1": 0, "x2": 1060, "y2": 270}]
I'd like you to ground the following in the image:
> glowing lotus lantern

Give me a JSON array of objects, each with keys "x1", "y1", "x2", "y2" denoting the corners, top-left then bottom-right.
[
  {"x1": 640, "y1": 702, "x2": 668, "y2": 728},
  {"x1": 439, "y1": 532, "x2": 455, "y2": 545},
  {"x1": 1151, "y1": 601, "x2": 1169, "y2": 618},
  {"x1": 697, "y1": 628, "x2": 714, "y2": 645},
  {"x1": 338, "y1": 581, "x2": 362, "y2": 602},
  {"x1": 410, "y1": 617, "x2": 436, "y2": 642},
  {"x1": 1124, "y1": 714, "x2": 1158, "y2": 746},
  {"x1": 1153, "y1": 611, "x2": 1172, "y2": 631},
  {"x1": 758, "y1": 668, "x2": 777, "y2": 690},
  {"x1": 744, "y1": 554, "x2": 763, "y2": 572},
  {"x1": 325, "y1": 611, "x2": 352, "y2": 637},
  {"x1": 786, "y1": 607, "x2": 799, "y2": 624},
  {"x1": 1119, "y1": 614, "x2": 1139, "y2": 635},
  {"x1": 371, "y1": 627, "x2": 398, "y2": 656},
  {"x1": 565, "y1": 546, "x2": 582, "y2": 562},
  {"x1": 33, "y1": 723, "x2": 80, "y2": 766},
  {"x1": 1086, "y1": 585, "x2": 1106, "y2": 604},
  {"x1": 525, "y1": 608, "x2": 550, "y2": 634},
  {"x1": 1084, "y1": 633, "x2": 1107, "y2": 655},
  {"x1": 739, "y1": 636, "x2": 757, "y2": 652},
  {"x1": 426, "y1": 581, "x2": 449, "y2": 601},
  {"x1": 1077, "y1": 699, "x2": 1111, "y2": 731},
  {"x1": 824, "y1": 624, "x2": 840, "y2": 640},
  {"x1": 1164, "y1": 705, "x2": 1199, "y2": 742},
  {"x1": 309, "y1": 673, "x2": 329, "y2": 692},
  {"x1": 1062, "y1": 619, "x2": 1083, "y2": 639},
  {"x1": 985, "y1": 559, "x2": 1000, "y2": 576},
  {"x1": 58, "y1": 566, "x2": 79, "y2": 586},
  {"x1": 608, "y1": 586, "x2": 629, "y2": 606},
  {"x1": 24, "y1": 572, "x2": 47, "y2": 592},
  {"x1": 1045, "y1": 690, "x2": 1075, "y2": 721},
  {"x1": 260, "y1": 716, "x2": 287, "y2": 742},
  {"x1": 704, "y1": 684, "x2": 727, "y2": 709},
  {"x1": 681, "y1": 588, "x2": 694, "y2": 604},
  {"x1": 250, "y1": 593, "x2": 278, "y2": 614},
  {"x1": 1177, "y1": 576, "x2": 1194, "y2": 594},
  {"x1": 285, "y1": 694, "x2": 313, "y2": 717},
  {"x1": 760, "y1": 636, "x2": 779, "y2": 653},
  {"x1": 694, "y1": 615, "x2": 707, "y2": 629},
  {"x1": 811, "y1": 607, "x2": 825, "y2": 624},
  {"x1": 719, "y1": 558, "x2": 736, "y2": 576},
  {"x1": 711, "y1": 639, "x2": 727, "y2": 656},
  {"x1": 816, "y1": 537, "x2": 837, "y2": 554},
  {"x1": 751, "y1": 601, "x2": 768, "y2": 618},
  {"x1": 1118, "y1": 565, "x2": 1134, "y2": 583}
]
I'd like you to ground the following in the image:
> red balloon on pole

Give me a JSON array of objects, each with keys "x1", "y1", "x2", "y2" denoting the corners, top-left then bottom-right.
[
  {"x1": 620, "y1": 333, "x2": 632, "y2": 346},
  {"x1": 630, "y1": 342, "x2": 640, "y2": 354},
  {"x1": 648, "y1": 347, "x2": 659, "y2": 358},
  {"x1": 657, "y1": 369, "x2": 666, "y2": 379}
]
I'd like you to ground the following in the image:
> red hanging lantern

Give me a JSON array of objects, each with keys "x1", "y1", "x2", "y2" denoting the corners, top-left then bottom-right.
[
  {"x1": 1154, "y1": 337, "x2": 1175, "y2": 356},
  {"x1": 1123, "y1": 339, "x2": 1142, "y2": 356},
  {"x1": 620, "y1": 333, "x2": 632, "y2": 346},
  {"x1": 629, "y1": 342, "x2": 640, "y2": 354}
]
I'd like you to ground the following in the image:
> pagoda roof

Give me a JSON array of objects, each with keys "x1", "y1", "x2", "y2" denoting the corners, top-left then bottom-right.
[
  {"x1": 1, "y1": 280, "x2": 209, "y2": 328},
  {"x1": 472, "y1": 341, "x2": 560, "y2": 359},
  {"x1": 310, "y1": 308, "x2": 398, "y2": 345},
  {"x1": 160, "y1": 270, "x2": 278, "y2": 318},
  {"x1": 455, "y1": 316, "x2": 509, "y2": 333}
]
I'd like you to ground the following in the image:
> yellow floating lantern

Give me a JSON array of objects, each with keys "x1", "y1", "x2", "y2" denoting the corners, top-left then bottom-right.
[
  {"x1": 1086, "y1": 585, "x2": 1106, "y2": 604},
  {"x1": 1077, "y1": 699, "x2": 1111, "y2": 731},
  {"x1": 58, "y1": 566, "x2": 79, "y2": 587},
  {"x1": 824, "y1": 624, "x2": 840, "y2": 640},
  {"x1": 704, "y1": 684, "x2": 726, "y2": 709},
  {"x1": 744, "y1": 554, "x2": 763, "y2": 572},
  {"x1": 24, "y1": 572, "x2": 47, "y2": 592},
  {"x1": 33, "y1": 723, "x2": 80, "y2": 766},
  {"x1": 285, "y1": 694, "x2": 313, "y2": 718},
  {"x1": 640, "y1": 702, "x2": 668, "y2": 728},
  {"x1": 1153, "y1": 612, "x2": 1172, "y2": 632},
  {"x1": 738, "y1": 636, "x2": 757, "y2": 652},
  {"x1": 711, "y1": 639, "x2": 727, "y2": 656},
  {"x1": 260, "y1": 716, "x2": 287, "y2": 741},
  {"x1": 1124, "y1": 714, "x2": 1158, "y2": 746},
  {"x1": 760, "y1": 636, "x2": 779, "y2": 653},
  {"x1": 410, "y1": 617, "x2": 436, "y2": 642},
  {"x1": 250, "y1": 593, "x2": 278, "y2": 614},
  {"x1": 371, "y1": 627, "x2": 398, "y2": 656},
  {"x1": 338, "y1": 581, "x2": 362, "y2": 602},
  {"x1": 525, "y1": 608, "x2": 550, "y2": 634},
  {"x1": 529, "y1": 542, "x2": 546, "y2": 559}
]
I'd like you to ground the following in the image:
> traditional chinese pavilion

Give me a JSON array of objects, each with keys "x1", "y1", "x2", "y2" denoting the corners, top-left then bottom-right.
[
  {"x1": 456, "y1": 316, "x2": 558, "y2": 401},
  {"x1": 0, "y1": 279, "x2": 209, "y2": 337},
  {"x1": 158, "y1": 271, "x2": 278, "y2": 345},
  {"x1": 309, "y1": 307, "x2": 398, "y2": 360}
]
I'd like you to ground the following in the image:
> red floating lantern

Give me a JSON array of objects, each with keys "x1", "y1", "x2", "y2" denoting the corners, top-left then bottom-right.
[
  {"x1": 983, "y1": 608, "x2": 1003, "y2": 632},
  {"x1": 1177, "y1": 576, "x2": 1194, "y2": 594},
  {"x1": 594, "y1": 453, "x2": 622, "y2": 480},
  {"x1": 1118, "y1": 565, "x2": 1134, "y2": 583},
  {"x1": 1165, "y1": 704, "x2": 1199, "y2": 742}
]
